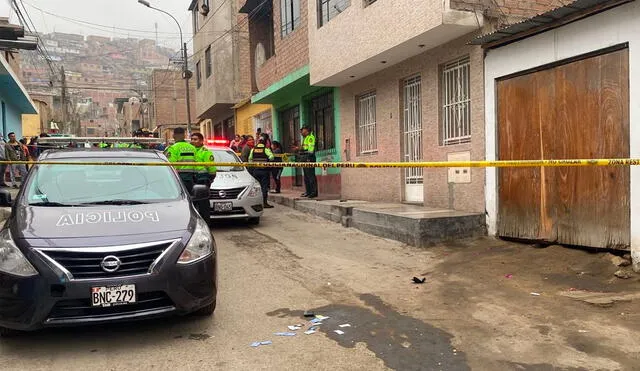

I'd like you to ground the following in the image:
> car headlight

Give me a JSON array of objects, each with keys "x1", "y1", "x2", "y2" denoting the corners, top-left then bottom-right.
[
  {"x1": 0, "y1": 228, "x2": 38, "y2": 277},
  {"x1": 248, "y1": 184, "x2": 261, "y2": 197},
  {"x1": 178, "y1": 217, "x2": 214, "y2": 264}
]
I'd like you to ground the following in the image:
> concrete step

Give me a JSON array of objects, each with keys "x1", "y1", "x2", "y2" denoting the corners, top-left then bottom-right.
[{"x1": 268, "y1": 193, "x2": 486, "y2": 247}]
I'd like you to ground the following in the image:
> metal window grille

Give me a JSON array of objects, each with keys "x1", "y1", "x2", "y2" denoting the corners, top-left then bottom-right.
[
  {"x1": 357, "y1": 92, "x2": 377, "y2": 154},
  {"x1": 281, "y1": 0, "x2": 301, "y2": 37},
  {"x1": 403, "y1": 76, "x2": 423, "y2": 185},
  {"x1": 442, "y1": 56, "x2": 471, "y2": 145},
  {"x1": 205, "y1": 47, "x2": 212, "y2": 77},
  {"x1": 318, "y1": 0, "x2": 351, "y2": 26},
  {"x1": 196, "y1": 60, "x2": 202, "y2": 88}
]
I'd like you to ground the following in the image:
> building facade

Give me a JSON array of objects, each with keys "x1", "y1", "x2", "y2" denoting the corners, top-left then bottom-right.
[
  {"x1": 478, "y1": 0, "x2": 640, "y2": 268},
  {"x1": 0, "y1": 51, "x2": 37, "y2": 138},
  {"x1": 243, "y1": 0, "x2": 341, "y2": 195},
  {"x1": 189, "y1": 0, "x2": 261, "y2": 141},
  {"x1": 307, "y1": 0, "x2": 562, "y2": 209},
  {"x1": 150, "y1": 69, "x2": 197, "y2": 133}
]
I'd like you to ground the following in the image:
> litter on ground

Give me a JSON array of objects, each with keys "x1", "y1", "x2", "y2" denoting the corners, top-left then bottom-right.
[
  {"x1": 339, "y1": 324, "x2": 351, "y2": 328},
  {"x1": 274, "y1": 332, "x2": 297, "y2": 337},
  {"x1": 250, "y1": 341, "x2": 272, "y2": 347},
  {"x1": 334, "y1": 330, "x2": 345, "y2": 335}
]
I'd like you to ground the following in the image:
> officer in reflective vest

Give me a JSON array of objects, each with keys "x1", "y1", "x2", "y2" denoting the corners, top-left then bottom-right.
[
  {"x1": 190, "y1": 132, "x2": 217, "y2": 222},
  {"x1": 296, "y1": 126, "x2": 317, "y2": 198},
  {"x1": 165, "y1": 127, "x2": 197, "y2": 193},
  {"x1": 249, "y1": 136, "x2": 275, "y2": 208}
]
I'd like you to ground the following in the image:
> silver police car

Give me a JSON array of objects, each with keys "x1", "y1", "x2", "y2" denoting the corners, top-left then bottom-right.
[{"x1": 207, "y1": 147, "x2": 264, "y2": 225}]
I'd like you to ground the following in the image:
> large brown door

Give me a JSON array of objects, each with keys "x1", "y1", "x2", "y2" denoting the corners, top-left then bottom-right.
[{"x1": 497, "y1": 47, "x2": 630, "y2": 249}]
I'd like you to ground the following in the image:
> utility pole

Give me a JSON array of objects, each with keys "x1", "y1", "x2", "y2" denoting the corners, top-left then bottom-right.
[
  {"x1": 183, "y1": 42, "x2": 192, "y2": 134},
  {"x1": 60, "y1": 66, "x2": 67, "y2": 133}
]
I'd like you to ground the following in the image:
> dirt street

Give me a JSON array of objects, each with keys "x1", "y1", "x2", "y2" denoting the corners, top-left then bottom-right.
[{"x1": 0, "y1": 204, "x2": 638, "y2": 370}]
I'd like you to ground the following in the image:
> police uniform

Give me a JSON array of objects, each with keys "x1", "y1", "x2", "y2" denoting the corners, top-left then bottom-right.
[
  {"x1": 249, "y1": 142, "x2": 274, "y2": 207},
  {"x1": 165, "y1": 140, "x2": 197, "y2": 193},
  {"x1": 193, "y1": 145, "x2": 217, "y2": 222},
  {"x1": 300, "y1": 132, "x2": 318, "y2": 198}
]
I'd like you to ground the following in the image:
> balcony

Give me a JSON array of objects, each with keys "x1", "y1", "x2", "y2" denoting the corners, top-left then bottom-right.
[{"x1": 308, "y1": 0, "x2": 481, "y2": 86}]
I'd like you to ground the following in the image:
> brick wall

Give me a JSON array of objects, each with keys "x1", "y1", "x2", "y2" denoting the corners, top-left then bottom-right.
[
  {"x1": 340, "y1": 35, "x2": 485, "y2": 212},
  {"x1": 451, "y1": 0, "x2": 566, "y2": 24},
  {"x1": 255, "y1": 0, "x2": 310, "y2": 91},
  {"x1": 152, "y1": 70, "x2": 197, "y2": 126},
  {"x1": 236, "y1": 8, "x2": 252, "y2": 99}
]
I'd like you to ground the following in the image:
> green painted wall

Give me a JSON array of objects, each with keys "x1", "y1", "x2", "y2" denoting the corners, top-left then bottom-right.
[{"x1": 254, "y1": 67, "x2": 341, "y2": 178}]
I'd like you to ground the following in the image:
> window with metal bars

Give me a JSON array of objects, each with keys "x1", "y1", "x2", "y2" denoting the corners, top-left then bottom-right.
[
  {"x1": 205, "y1": 46, "x2": 212, "y2": 77},
  {"x1": 318, "y1": 0, "x2": 351, "y2": 27},
  {"x1": 441, "y1": 56, "x2": 471, "y2": 146},
  {"x1": 356, "y1": 92, "x2": 377, "y2": 154},
  {"x1": 281, "y1": 0, "x2": 301, "y2": 37},
  {"x1": 310, "y1": 92, "x2": 335, "y2": 151}
]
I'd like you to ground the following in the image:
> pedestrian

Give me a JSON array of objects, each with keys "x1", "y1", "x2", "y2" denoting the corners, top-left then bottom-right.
[
  {"x1": 249, "y1": 136, "x2": 274, "y2": 208},
  {"x1": 260, "y1": 132, "x2": 272, "y2": 149},
  {"x1": 164, "y1": 127, "x2": 197, "y2": 194},
  {"x1": 293, "y1": 126, "x2": 317, "y2": 198},
  {"x1": 270, "y1": 141, "x2": 283, "y2": 193},
  {"x1": 19, "y1": 138, "x2": 30, "y2": 171},
  {"x1": 0, "y1": 137, "x2": 7, "y2": 187},
  {"x1": 6, "y1": 132, "x2": 28, "y2": 188},
  {"x1": 230, "y1": 134, "x2": 242, "y2": 152},
  {"x1": 28, "y1": 136, "x2": 39, "y2": 159},
  {"x1": 191, "y1": 132, "x2": 217, "y2": 223}
]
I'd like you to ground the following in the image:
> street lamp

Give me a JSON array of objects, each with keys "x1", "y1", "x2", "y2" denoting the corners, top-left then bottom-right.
[{"x1": 138, "y1": 0, "x2": 192, "y2": 133}]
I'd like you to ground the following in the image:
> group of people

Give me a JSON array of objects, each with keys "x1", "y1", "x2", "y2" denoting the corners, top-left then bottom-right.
[
  {"x1": 227, "y1": 126, "x2": 318, "y2": 208},
  {"x1": 0, "y1": 132, "x2": 45, "y2": 188}
]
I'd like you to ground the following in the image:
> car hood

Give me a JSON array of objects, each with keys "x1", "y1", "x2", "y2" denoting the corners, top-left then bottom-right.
[
  {"x1": 12, "y1": 200, "x2": 194, "y2": 241},
  {"x1": 212, "y1": 170, "x2": 257, "y2": 189}
]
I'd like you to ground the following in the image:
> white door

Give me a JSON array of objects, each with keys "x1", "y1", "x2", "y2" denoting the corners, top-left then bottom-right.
[{"x1": 402, "y1": 76, "x2": 423, "y2": 203}]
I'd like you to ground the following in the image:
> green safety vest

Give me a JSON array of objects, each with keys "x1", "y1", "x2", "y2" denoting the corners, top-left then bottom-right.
[
  {"x1": 99, "y1": 142, "x2": 110, "y2": 148},
  {"x1": 302, "y1": 133, "x2": 316, "y2": 153},
  {"x1": 194, "y1": 146, "x2": 217, "y2": 175},
  {"x1": 165, "y1": 140, "x2": 197, "y2": 171},
  {"x1": 249, "y1": 144, "x2": 274, "y2": 162}
]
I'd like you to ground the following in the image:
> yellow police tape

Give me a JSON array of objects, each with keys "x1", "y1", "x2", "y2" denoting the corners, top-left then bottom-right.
[{"x1": 2, "y1": 158, "x2": 640, "y2": 168}]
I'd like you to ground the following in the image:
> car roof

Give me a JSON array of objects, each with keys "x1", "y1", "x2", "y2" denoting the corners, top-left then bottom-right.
[{"x1": 39, "y1": 148, "x2": 167, "y2": 161}]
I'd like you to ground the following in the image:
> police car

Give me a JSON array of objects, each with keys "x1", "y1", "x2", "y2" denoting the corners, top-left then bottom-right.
[
  {"x1": 206, "y1": 140, "x2": 264, "y2": 224},
  {"x1": 0, "y1": 149, "x2": 217, "y2": 335}
]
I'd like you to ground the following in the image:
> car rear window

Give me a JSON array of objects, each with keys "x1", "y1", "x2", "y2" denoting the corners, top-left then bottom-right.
[
  {"x1": 212, "y1": 150, "x2": 243, "y2": 172},
  {"x1": 25, "y1": 157, "x2": 182, "y2": 205}
]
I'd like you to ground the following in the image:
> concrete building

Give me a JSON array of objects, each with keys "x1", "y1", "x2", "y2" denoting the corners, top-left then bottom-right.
[
  {"x1": 476, "y1": 0, "x2": 640, "y2": 269},
  {"x1": 0, "y1": 50, "x2": 37, "y2": 138},
  {"x1": 241, "y1": 0, "x2": 341, "y2": 195},
  {"x1": 189, "y1": 0, "x2": 255, "y2": 140},
  {"x1": 308, "y1": 0, "x2": 562, "y2": 208},
  {"x1": 150, "y1": 69, "x2": 197, "y2": 133}
]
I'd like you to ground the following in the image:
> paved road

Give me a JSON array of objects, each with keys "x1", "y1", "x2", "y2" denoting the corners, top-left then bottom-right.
[{"x1": 0, "y1": 204, "x2": 638, "y2": 370}]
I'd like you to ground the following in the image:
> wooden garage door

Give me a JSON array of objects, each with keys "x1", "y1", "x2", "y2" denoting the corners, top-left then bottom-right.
[{"x1": 497, "y1": 47, "x2": 630, "y2": 249}]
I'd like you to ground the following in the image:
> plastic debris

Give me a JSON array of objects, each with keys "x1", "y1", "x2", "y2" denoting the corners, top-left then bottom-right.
[
  {"x1": 315, "y1": 315, "x2": 330, "y2": 320},
  {"x1": 288, "y1": 325, "x2": 303, "y2": 331},
  {"x1": 530, "y1": 292, "x2": 541, "y2": 296},
  {"x1": 412, "y1": 277, "x2": 426, "y2": 284},
  {"x1": 304, "y1": 326, "x2": 319, "y2": 335},
  {"x1": 504, "y1": 274, "x2": 513, "y2": 279},
  {"x1": 334, "y1": 330, "x2": 345, "y2": 335},
  {"x1": 310, "y1": 318, "x2": 325, "y2": 324},
  {"x1": 274, "y1": 332, "x2": 297, "y2": 337},
  {"x1": 250, "y1": 341, "x2": 272, "y2": 347},
  {"x1": 339, "y1": 324, "x2": 351, "y2": 328},
  {"x1": 303, "y1": 311, "x2": 315, "y2": 317}
]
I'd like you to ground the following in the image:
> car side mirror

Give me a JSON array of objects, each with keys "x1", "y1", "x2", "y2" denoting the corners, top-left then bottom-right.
[{"x1": 192, "y1": 184, "x2": 209, "y2": 201}]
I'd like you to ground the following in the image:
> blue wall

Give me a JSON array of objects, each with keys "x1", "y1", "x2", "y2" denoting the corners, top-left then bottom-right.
[{"x1": 1, "y1": 99, "x2": 23, "y2": 140}]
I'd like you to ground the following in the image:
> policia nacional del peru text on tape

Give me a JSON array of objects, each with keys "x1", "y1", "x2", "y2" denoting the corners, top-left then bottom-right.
[{"x1": 2, "y1": 158, "x2": 640, "y2": 168}]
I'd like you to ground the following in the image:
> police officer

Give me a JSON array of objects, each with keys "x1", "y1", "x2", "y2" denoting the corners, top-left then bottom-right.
[
  {"x1": 191, "y1": 132, "x2": 217, "y2": 221},
  {"x1": 165, "y1": 127, "x2": 197, "y2": 193},
  {"x1": 294, "y1": 126, "x2": 317, "y2": 198},
  {"x1": 249, "y1": 136, "x2": 275, "y2": 208}
]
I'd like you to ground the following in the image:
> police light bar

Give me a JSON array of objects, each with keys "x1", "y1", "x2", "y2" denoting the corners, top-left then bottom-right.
[{"x1": 207, "y1": 139, "x2": 229, "y2": 145}]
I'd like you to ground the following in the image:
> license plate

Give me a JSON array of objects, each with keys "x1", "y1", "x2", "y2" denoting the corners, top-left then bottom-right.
[
  {"x1": 213, "y1": 202, "x2": 233, "y2": 212},
  {"x1": 91, "y1": 285, "x2": 136, "y2": 307}
]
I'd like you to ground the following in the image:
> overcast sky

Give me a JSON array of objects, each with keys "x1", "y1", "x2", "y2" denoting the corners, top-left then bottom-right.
[{"x1": 3, "y1": 0, "x2": 193, "y2": 49}]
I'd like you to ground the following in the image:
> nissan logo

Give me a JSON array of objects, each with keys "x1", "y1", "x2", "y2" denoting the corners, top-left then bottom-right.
[
  {"x1": 100, "y1": 255, "x2": 122, "y2": 273},
  {"x1": 218, "y1": 190, "x2": 227, "y2": 198}
]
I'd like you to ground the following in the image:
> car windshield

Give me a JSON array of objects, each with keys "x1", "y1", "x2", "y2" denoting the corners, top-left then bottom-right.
[
  {"x1": 212, "y1": 149, "x2": 244, "y2": 172},
  {"x1": 25, "y1": 157, "x2": 182, "y2": 206}
]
